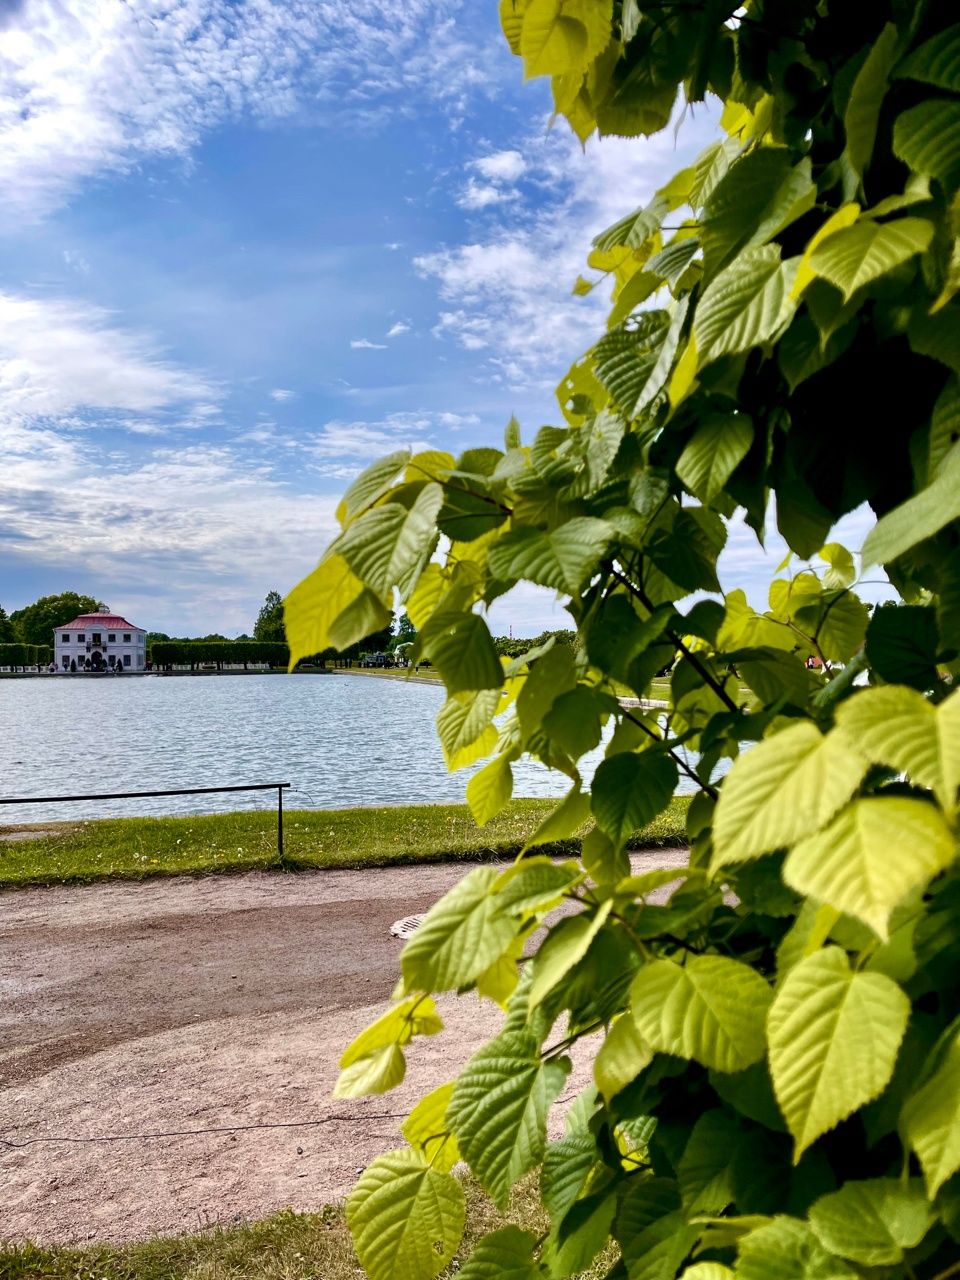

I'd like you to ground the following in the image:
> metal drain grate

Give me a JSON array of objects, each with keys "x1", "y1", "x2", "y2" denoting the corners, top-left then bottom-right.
[{"x1": 390, "y1": 913, "x2": 425, "y2": 939}]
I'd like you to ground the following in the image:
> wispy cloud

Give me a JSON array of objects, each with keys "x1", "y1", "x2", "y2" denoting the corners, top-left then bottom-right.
[
  {"x1": 0, "y1": 292, "x2": 215, "y2": 419},
  {"x1": 350, "y1": 337, "x2": 388, "y2": 350},
  {"x1": 305, "y1": 409, "x2": 478, "y2": 466},
  {"x1": 0, "y1": 0, "x2": 501, "y2": 224},
  {"x1": 419, "y1": 113, "x2": 721, "y2": 389},
  {"x1": 386, "y1": 321, "x2": 410, "y2": 338},
  {"x1": 270, "y1": 388, "x2": 296, "y2": 402}
]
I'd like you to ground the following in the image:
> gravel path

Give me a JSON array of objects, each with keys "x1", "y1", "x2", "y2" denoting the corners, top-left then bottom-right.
[{"x1": 0, "y1": 851, "x2": 688, "y2": 1244}]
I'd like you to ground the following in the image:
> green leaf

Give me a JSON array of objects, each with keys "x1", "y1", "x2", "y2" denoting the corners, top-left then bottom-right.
[
  {"x1": 901, "y1": 1024, "x2": 960, "y2": 1197},
  {"x1": 836, "y1": 684, "x2": 960, "y2": 807},
  {"x1": 337, "y1": 484, "x2": 443, "y2": 598},
  {"x1": 466, "y1": 754, "x2": 514, "y2": 826},
  {"x1": 630, "y1": 955, "x2": 772, "y2": 1073},
  {"x1": 544, "y1": 1190, "x2": 617, "y2": 1277},
  {"x1": 865, "y1": 603, "x2": 941, "y2": 690},
  {"x1": 593, "y1": 1012, "x2": 653, "y2": 1102},
  {"x1": 734, "y1": 647, "x2": 811, "y2": 707},
  {"x1": 334, "y1": 1044, "x2": 407, "y2": 1099},
  {"x1": 647, "y1": 237, "x2": 701, "y2": 287},
  {"x1": 520, "y1": 0, "x2": 612, "y2": 79},
  {"x1": 437, "y1": 688, "x2": 502, "y2": 770},
  {"x1": 676, "y1": 413, "x2": 754, "y2": 502},
  {"x1": 897, "y1": 23, "x2": 960, "y2": 92},
  {"x1": 736, "y1": 1217, "x2": 859, "y2": 1280},
  {"x1": 529, "y1": 901, "x2": 612, "y2": 1006},
  {"x1": 592, "y1": 314, "x2": 670, "y2": 413},
  {"x1": 843, "y1": 24, "x2": 899, "y2": 183},
  {"x1": 767, "y1": 947, "x2": 910, "y2": 1159},
  {"x1": 419, "y1": 611, "x2": 504, "y2": 694},
  {"x1": 818, "y1": 543, "x2": 856, "y2": 590},
  {"x1": 894, "y1": 100, "x2": 960, "y2": 193},
  {"x1": 694, "y1": 246, "x2": 798, "y2": 362},
  {"x1": 701, "y1": 149, "x2": 815, "y2": 276},
  {"x1": 541, "y1": 1131, "x2": 597, "y2": 1224},
  {"x1": 457, "y1": 1226, "x2": 542, "y2": 1280},
  {"x1": 340, "y1": 995, "x2": 443, "y2": 1069},
  {"x1": 336, "y1": 450, "x2": 409, "y2": 526},
  {"x1": 591, "y1": 751, "x2": 678, "y2": 851},
  {"x1": 401, "y1": 866, "x2": 521, "y2": 991},
  {"x1": 679, "y1": 1267, "x2": 735, "y2": 1280},
  {"x1": 543, "y1": 686, "x2": 610, "y2": 758},
  {"x1": 615, "y1": 1178, "x2": 697, "y2": 1279},
  {"x1": 488, "y1": 518, "x2": 613, "y2": 595},
  {"x1": 402, "y1": 1083, "x2": 460, "y2": 1173},
  {"x1": 522, "y1": 784, "x2": 592, "y2": 852},
  {"x1": 284, "y1": 554, "x2": 368, "y2": 666},
  {"x1": 808, "y1": 217, "x2": 934, "y2": 301},
  {"x1": 807, "y1": 1178, "x2": 934, "y2": 1265},
  {"x1": 448, "y1": 1028, "x2": 570, "y2": 1207},
  {"x1": 712, "y1": 721, "x2": 868, "y2": 869},
  {"x1": 327, "y1": 587, "x2": 394, "y2": 653},
  {"x1": 496, "y1": 857, "x2": 582, "y2": 915},
  {"x1": 930, "y1": 377, "x2": 960, "y2": 478},
  {"x1": 347, "y1": 1150, "x2": 464, "y2": 1280},
  {"x1": 863, "y1": 444, "x2": 960, "y2": 566},
  {"x1": 784, "y1": 797, "x2": 956, "y2": 939}
]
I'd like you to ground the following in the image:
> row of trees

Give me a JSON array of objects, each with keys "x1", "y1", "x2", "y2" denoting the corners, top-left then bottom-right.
[{"x1": 0, "y1": 643, "x2": 53, "y2": 670}]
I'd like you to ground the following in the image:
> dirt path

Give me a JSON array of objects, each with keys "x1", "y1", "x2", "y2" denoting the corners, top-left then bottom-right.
[{"x1": 0, "y1": 852, "x2": 687, "y2": 1245}]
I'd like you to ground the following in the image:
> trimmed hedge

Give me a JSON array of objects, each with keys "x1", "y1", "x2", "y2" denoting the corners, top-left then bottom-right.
[
  {"x1": 0, "y1": 643, "x2": 52, "y2": 669},
  {"x1": 151, "y1": 640, "x2": 291, "y2": 669}
]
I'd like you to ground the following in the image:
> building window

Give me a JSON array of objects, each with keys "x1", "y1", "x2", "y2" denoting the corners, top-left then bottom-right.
[
  {"x1": 108, "y1": 633, "x2": 116, "y2": 642},
  {"x1": 77, "y1": 633, "x2": 85, "y2": 642},
  {"x1": 123, "y1": 655, "x2": 131, "y2": 667},
  {"x1": 124, "y1": 634, "x2": 131, "y2": 642},
  {"x1": 92, "y1": 633, "x2": 101, "y2": 645},
  {"x1": 61, "y1": 633, "x2": 71, "y2": 643}
]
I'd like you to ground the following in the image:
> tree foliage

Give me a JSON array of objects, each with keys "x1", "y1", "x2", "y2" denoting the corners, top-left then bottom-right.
[
  {"x1": 10, "y1": 592, "x2": 100, "y2": 647},
  {"x1": 254, "y1": 589, "x2": 286, "y2": 643},
  {"x1": 286, "y1": 1, "x2": 960, "y2": 1274}
]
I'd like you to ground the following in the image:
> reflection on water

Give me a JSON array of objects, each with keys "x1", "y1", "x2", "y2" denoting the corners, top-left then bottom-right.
[{"x1": 0, "y1": 673, "x2": 702, "y2": 824}]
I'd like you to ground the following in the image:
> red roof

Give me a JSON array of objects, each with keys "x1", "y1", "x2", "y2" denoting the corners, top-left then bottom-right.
[{"x1": 59, "y1": 614, "x2": 145, "y2": 632}]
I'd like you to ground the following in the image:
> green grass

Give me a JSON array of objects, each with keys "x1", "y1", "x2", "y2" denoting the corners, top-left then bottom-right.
[
  {"x1": 0, "y1": 797, "x2": 689, "y2": 889},
  {"x1": 0, "y1": 1178, "x2": 616, "y2": 1279}
]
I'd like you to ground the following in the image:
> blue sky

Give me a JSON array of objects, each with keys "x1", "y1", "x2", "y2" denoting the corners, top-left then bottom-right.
[{"x1": 0, "y1": 0, "x2": 876, "y2": 637}]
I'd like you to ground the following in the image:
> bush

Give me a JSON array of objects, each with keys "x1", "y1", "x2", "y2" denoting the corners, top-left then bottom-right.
[{"x1": 285, "y1": 3, "x2": 960, "y2": 1276}]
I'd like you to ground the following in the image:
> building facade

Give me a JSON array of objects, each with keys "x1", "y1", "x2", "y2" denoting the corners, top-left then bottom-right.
[{"x1": 55, "y1": 609, "x2": 147, "y2": 671}]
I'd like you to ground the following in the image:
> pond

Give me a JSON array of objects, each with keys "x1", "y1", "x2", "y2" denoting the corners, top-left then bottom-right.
[{"x1": 0, "y1": 673, "x2": 702, "y2": 824}]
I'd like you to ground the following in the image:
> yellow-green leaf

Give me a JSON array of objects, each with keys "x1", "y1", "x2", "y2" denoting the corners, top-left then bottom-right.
[
  {"x1": 784, "y1": 797, "x2": 957, "y2": 938},
  {"x1": 630, "y1": 955, "x2": 772, "y2": 1073},
  {"x1": 520, "y1": 0, "x2": 612, "y2": 80},
  {"x1": 401, "y1": 866, "x2": 521, "y2": 991},
  {"x1": 901, "y1": 1025, "x2": 960, "y2": 1197},
  {"x1": 466, "y1": 753, "x2": 514, "y2": 825},
  {"x1": 284, "y1": 554, "x2": 367, "y2": 666},
  {"x1": 594, "y1": 1013, "x2": 653, "y2": 1103},
  {"x1": 767, "y1": 947, "x2": 909, "y2": 1159},
  {"x1": 809, "y1": 217, "x2": 934, "y2": 301},
  {"x1": 347, "y1": 1148, "x2": 465, "y2": 1280},
  {"x1": 403, "y1": 1083, "x2": 460, "y2": 1173},
  {"x1": 835, "y1": 684, "x2": 960, "y2": 809},
  {"x1": 712, "y1": 721, "x2": 867, "y2": 869}
]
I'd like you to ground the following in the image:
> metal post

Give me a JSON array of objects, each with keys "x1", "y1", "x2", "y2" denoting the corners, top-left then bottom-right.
[{"x1": 277, "y1": 784, "x2": 284, "y2": 862}]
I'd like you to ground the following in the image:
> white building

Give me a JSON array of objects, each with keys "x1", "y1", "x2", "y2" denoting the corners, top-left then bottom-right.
[{"x1": 55, "y1": 608, "x2": 147, "y2": 671}]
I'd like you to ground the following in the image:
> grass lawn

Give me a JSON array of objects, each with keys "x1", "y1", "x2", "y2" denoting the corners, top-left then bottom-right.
[
  {"x1": 0, "y1": 797, "x2": 689, "y2": 889},
  {"x1": 0, "y1": 1177, "x2": 617, "y2": 1279}
]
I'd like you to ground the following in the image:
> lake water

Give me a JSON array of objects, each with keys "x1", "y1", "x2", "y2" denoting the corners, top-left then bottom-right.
[{"x1": 0, "y1": 673, "x2": 706, "y2": 825}]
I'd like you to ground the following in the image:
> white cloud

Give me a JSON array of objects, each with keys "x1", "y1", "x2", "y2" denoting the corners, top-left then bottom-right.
[
  {"x1": 0, "y1": 292, "x2": 215, "y2": 419},
  {"x1": 457, "y1": 178, "x2": 519, "y2": 210},
  {"x1": 350, "y1": 337, "x2": 388, "y2": 349},
  {"x1": 62, "y1": 249, "x2": 90, "y2": 274},
  {"x1": 270, "y1": 387, "x2": 295, "y2": 401},
  {"x1": 304, "y1": 409, "x2": 474, "y2": 465},
  {"x1": 418, "y1": 112, "x2": 722, "y2": 389},
  {"x1": 473, "y1": 149, "x2": 525, "y2": 182},
  {"x1": 0, "y1": 0, "x2": 500, "y2": 223},
  {"x1": 386, "y1": 321, "x2": 410, "y2": 338}
]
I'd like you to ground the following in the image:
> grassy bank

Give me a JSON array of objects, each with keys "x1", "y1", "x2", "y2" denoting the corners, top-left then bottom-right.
[
  {"x1": 0, "y1": 1177, "x2": 616, "y2": 1279},
  {"x1": 0, "y1": 797, "x2": 689, "y2": 889}
]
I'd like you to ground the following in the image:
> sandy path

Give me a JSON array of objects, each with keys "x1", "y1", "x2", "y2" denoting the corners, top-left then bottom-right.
[{"x1": 0, "y1": 851, "x2": 687, "y2": 1245}]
